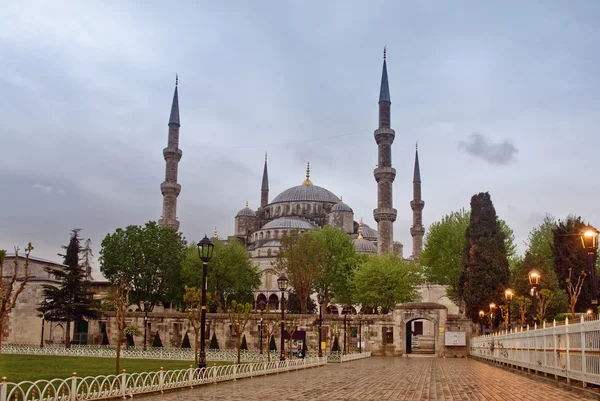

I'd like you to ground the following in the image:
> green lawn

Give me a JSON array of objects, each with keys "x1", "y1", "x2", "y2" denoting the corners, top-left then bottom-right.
[{"x1": 0, "y1": 355, "x2": 231, "y2": 383}]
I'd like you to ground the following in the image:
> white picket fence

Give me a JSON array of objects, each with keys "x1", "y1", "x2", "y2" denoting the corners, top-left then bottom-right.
[
  {"x1": 327, "y1": 351, "x2": 372, "y2": 363},
  {"x1": 470, "y1": 316, "x2": 600, "y2": 387},
  {"x1": 1, "y1": 357, "x2": 327, "y2": 401}
]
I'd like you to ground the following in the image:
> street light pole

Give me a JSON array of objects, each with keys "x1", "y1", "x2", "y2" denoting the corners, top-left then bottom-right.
[
  {"x1": 358, "y1": 315, "x2": 362, "y2": 353},
  {"x1": 528, "y1": 269, "x2": 541, "y2": 324},
  {"x1": 343, "y1": 314, "x2": 347, "y2": 355},
  {"x1": 504, "y1": 289, "x2": 513, "y2": 332},
  {"x1": 317, "y1": 293, "x2": 324, "y2": 358},
  {"x1": 258, "y1": 300, "x2": 266, "y2": 355},
  {"x1": 197, "y1": 235, "x2": 215, "y2": 369},
  {"x1": 40, "y1": 314, "x2": 45, "y2": 348},
  {"x1": 489, "y1": 303, "x2": 496, "y2": 333},
  {"x1": 581, "y1": 225, "x2": 599, "y2": 319},
  {"x1": 478, "y1": 310, "x2": 485, "y2": 334},
  {"x1": 277, "y1": 273, "x2": 289, "y2": 361}
]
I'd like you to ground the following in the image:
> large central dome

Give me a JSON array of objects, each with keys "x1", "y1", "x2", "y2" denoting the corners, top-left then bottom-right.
[{"x1": 271, "y1": 185, "x2": 340, "y2": 204}]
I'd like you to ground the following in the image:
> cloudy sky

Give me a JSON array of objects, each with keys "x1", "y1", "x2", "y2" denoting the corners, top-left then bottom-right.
[{"x1": 1, "y1": 1, "x2": 599, "y2": 277}]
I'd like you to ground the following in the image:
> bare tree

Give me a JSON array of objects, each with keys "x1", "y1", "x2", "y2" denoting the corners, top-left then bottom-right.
[
  {"x1": 184, "y1": 286, "x2": 203, "y2": 366},
  {"x1": 0, "y1": 244, "x2": 33, "y2": 352},
  {"x1": 566, "y1": 268, "x2": 587, "y2": 319},
  {"x1": 536, "y1": 289, "x2": 553, "y2": 324},
  {"x1": 262, "y1": 317, "x2": 279, "y2": 362},
  {"x1": 111, "y1": 280, "x2": 130, "y2": 375},
  {"x1": 228, "y1": 300, "x2": 252, "y2": 364},
  {"x1": 515, "y1": 296, "x2": 532, "y2": 329}
]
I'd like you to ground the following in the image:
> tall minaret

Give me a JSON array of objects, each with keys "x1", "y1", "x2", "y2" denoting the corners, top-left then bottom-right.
[
  {"x1": 373, "y1": 47, "x2": 397, "y2": 254},
  {"x1": 410, "y1": 143, "x2": 425, "y2": 261},
  {"x1": 159, "y1": 75, "x2": 182, "y2": 231},
  {"x1": 260, "y1": 152, "x2": 269, "y2": 208}
]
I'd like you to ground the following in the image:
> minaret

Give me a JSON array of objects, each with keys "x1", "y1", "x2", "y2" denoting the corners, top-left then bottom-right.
[
  {"x1": 159, "y1": 75, "x2": 182, "y2": 231},
  {"x1": 373, "y1": 47, "x2": 397, "y2": 254},
  {"x1": 260, "y1": 152, "x2": 269, "y2": 208},
  {"x1": 410, "y1": 143, "x2": 425, "y2": 262}
]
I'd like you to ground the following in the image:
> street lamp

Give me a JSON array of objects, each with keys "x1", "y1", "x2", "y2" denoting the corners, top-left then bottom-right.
[
  {"x1": 143, "y1": 301, "x2": 151, "y2": 351},
  {"x1": 258, "y1": 300, "x2": 266, "y2": 355},
  {"x1": 581, "y1": 225, "x2": 599, "y2": 318},
  {"x1": 478, "y1": 310, "x2": 485, "y2": 334},
  {"x1": 343, "y1": 313, "x2": 347, "y2": 355},
  {"x1": 504, "y1": 289, "x2": 513, "y2": 332},
  {"x1": 317, "y1": 292, "x2": 326, "y2": 358},
  {"x1": 196, "y1": 235, "x2": 214, "y2": 369},
  {"x1": 277, "y1": 273, "x2": 289, "y2": 361},
  {"x1": 358, "y1": 312, "x2": 363, "y2": 353},
  {"x1": 528, "y1": 269, "x2": 541, "y2": 323},
  {"x1": 489, "y1": 302, "x2": 496, "y2": 333}
]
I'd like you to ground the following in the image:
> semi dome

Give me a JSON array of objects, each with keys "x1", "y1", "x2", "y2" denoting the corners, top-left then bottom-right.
[
  {"x1": 236, "y1": 203, "x2": 256, "y2": 217},
  {"x1": 353, "y1": 238, "x2": 377, "y2": 253},
  {"x1": 271, "y1": 185, "x2": 340, "y2": 204},
  {"x1": 261, "y1": 217, "x2": 316, "y2": 230},
  {"x1": 331, "y1": 198, "x2": 353, "y2": 212},
  {"x1": 361, "y1": 224, "x2": 378, "y2": 239}
]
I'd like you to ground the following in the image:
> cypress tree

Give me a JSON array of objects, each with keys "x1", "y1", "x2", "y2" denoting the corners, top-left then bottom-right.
[
  {"x1": 101, "y1": 331, "x2": 110, "y2": 346},
  {"x1": 181, "y1": 332, "x2": 191, "y2": 349},
  {"x1": 460, "y1": 192, "x2": 510, "y2": 320},
  {"x1": 126, "y1": 333, "x2": 135, "y2": 347},
  {"x1": 240, "y1": 334, "x2": 248, "y2": 351},
  {"x1": 209, "y1": 332, "x2": 220, "y2": 350},
  {"x1": 269, "y1": 335, "x2": 277, "y2": 351},
  {"x1": 152, "y1": 331, "x2": 163, "y2": 348},
  {"x1": 332, "y1": 336, "x2": 340, "y2": 352},
  {"x1": 38, "y1": 229, "x2": 101, "y2": 348}
]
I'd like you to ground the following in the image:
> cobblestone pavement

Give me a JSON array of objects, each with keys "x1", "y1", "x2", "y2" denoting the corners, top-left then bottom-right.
[{"x1": 143, "y1": 357, "x2": 593, "y2": 400}]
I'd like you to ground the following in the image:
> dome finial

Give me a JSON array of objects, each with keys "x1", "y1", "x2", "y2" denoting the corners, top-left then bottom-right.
[
  {"x1": 383, "y1": 46, "x2": 386, "y2": 60},
  {"x1": 358, "y1": 217, "x2": 364, "y2": 239},
  {"x1": 340, "y1": 196, "x2": 343, "y2": 204},
  {"x1": 213, "y1": 226, "x2": 218, "y2": 238},
  {"x1": 416, "y1": 141, "x2": 418, "y2": 151},
  {"x1": 175, "y1": 73, "x2": 178, "y2": 87},
  {"x1": 245, "y1": 201, "x2": 249, "y2": 208},
  {"x1": 265, "y1": 151, "x2": 267, "y2": 161},
  {"x1": 302, "y1": 162, "x2": 312, "y2": 186}
]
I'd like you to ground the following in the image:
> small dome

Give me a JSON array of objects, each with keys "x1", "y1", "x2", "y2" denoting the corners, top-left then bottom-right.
[
  {"x1": 353, "y1": 238, "x2": 377, "y2": 253},
  {"x1": 262, "y1": 217, "x2": 315, "y2": 230},
  {"x1": 361, "y1": 224, "x2": 378, "y2": 239},
  {"x1": 236, "y1": 206, "x2": 256, "y2": 217},
  {"x1": 331, "y1": 200, "x2": 353, "y2": 212}
]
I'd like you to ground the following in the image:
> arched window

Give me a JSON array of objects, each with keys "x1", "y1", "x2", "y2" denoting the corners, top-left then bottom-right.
[
  {"x1": 277, "y1": 206, "x2": 281, "y2": 216},
  {"x1": 259, "y1": 232, "x2": 264, "y2": 240},
  {"x1": 257, "y1": 250, "x2": 261, "y2": 257},
  {"x1": 267, "y1": 249, "x2": 272, "y2": 257},
  {"x1": 307, "y1": 204, "x2": 311, "y2": 213},
  {"x1": 268, "y1": 294, "x2": 279, "y2": 311}
]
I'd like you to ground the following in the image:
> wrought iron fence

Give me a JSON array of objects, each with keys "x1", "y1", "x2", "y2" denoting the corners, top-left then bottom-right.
[
  {"x1": 0, "y1": 357, "x2": 327, "y2": 401},
  {"x1": 470, "y1": 315, "x2": 600, "y2": 387}
]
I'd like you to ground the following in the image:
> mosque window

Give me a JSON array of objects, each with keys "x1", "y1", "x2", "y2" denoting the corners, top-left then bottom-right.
[
  {"x1": 274, "y1": 230, "x2": 278, "y2": 238},
  {"x1": 267, "y1": 249, "x2": 272, "y2": 257},
  {"x1": 259, "y1": 232, "x2": 264, "y2": 240},
  {"x1": 266, "y1": 231, "x2": 271, "y2": 239},
  {"x1": 258, "y1": 250, "x2": 261, "y2": 257},
  {"x1": 296, "y1": 204, "x2": 301, "y2": 214},
  {"x1": 307, "y1": 204, "x2": 311, "y2": 213},
  {"x1": 316, "y1": 204, "x2": 321, "y2": 213},
  {"x1": 286, "y1": 205, "x2": 290, "y2": 214},
  {"x1": 277, "y1": 206, "x2": 281, "y2": 215}
]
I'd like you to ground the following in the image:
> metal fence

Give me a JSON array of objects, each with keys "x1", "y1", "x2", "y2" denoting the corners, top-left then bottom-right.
[
  {"x1": 1, "y1": 357, "x2": 327, "y2": 401},
  {"x1": 470, "y1": 315, "x2": 600, "y2": 387}
]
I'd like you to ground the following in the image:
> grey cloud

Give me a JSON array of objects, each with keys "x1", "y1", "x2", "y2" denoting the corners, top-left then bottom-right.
[{"x1": 458, "y1": 134, "x2": 518, "y2": 165}]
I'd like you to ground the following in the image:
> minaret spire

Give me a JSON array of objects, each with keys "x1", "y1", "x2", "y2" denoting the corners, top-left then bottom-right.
[
  {"x1": 373, "y1": 49, "x2": 397, "y2": 254},
  {"x1": 159, "y1": 76, "x2": 183, "y2": 231},
  {"x1": 410, "y1": 144, "x2": 425, "y2": 262},
  {"x1": 260, "y1": 152, "x2": 269, "y2": 208}
]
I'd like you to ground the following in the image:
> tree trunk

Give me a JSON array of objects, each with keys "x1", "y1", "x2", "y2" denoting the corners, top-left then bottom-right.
[
  {"x1": 116, "y1": 333, "x2": 122, "y2": 375},
  {"x1": 300, "y1": 292, "x2": 307, "y2": 314},
  {"x1": 65, "y1": 320, "x2": 71, "y2": 348},
  {"x1": 215, "y1": 290, "x2": 223, "y2": 313},
  {"x1": 194, "y1": 327, "x2": 200, "y2": 366},
  {"x1": 237, "y1": 331, "x2": 241, "y2": 364},
  {"x1": 0, "y1": 316, "x2": 4, "y2": 353}
]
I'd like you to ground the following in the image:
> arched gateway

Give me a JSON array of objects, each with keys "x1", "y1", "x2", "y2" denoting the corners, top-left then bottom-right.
[{"x1": 395, "y1": 302, "x2": 449, "y2": 357}]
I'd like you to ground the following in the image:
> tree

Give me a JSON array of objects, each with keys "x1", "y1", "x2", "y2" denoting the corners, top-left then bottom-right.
[
  {"x1": 100, "y1": 221, "x2": 187, "y2": 308},
  {"x1": 273, "y1": 230, "x2": 327, "y2": 313},
  {"x1": 515, "y1": 296, "x2": 532, "y2": 329},
  {"x1": 111, "y1": 279, "x2": 130, "y2": 374},
  {"x1": 421, "y1": 209, "x2": 470, "y2": 313},
  {"x1": 525, "y1": 214, "x2": 556, "y2": 267},
  {"x1": 0, "y1": 244, "x2": 33, "y2": 352},
  {"x1": 553, "y1": 216, "x2": 593, "y2": 312},
  {"x1": 286, "y1": 290, "x2": 317, "y2": 314},
  {"x1": 182, "y1": 239, "x2": 260, "y2": 312},
  {"x1": 209, "y1": 332, "x2": 219, "y2": 350},
  {"x1": 309, "y1": 226, "x2": 359, "y2": 305},
  {"x1": 240, "y1": 335, "x2": 248, "y2": 351},
  {"x1": 228, "y1": 300, "x2": 253, "y2": 363},
  {"x1": 181, "y1": 332, "x2": 191, "y2": 349},
  {"x1": 332, "y1": 336, "x2": 340, "y2": 352},
  {"x1": 183, "y1": 286, "x2": 203, "y2": 366},
  {"x1": 460, "y1": 192, "x2": 510, "y2": 320},
  {"x1": 536, "y1": 289, "x2": 553, "y2": 324},
  {"x1": 38, "y1": 229, "x2": 101, "y2": 348},
  {"x1": 351, "y1": 254, "x2": 421, "y2": 313},
  {"x1": 269, "y1": 335, "x2": 277, "y2": 352},
  {"x1": 101, "y1": 331, "x2": 110, "y2": 346},
  {"x1": 566, "y1": 268, "x2": 587, "y2": 318},
  {"x1": 152, "y1": 331, "x2": 163, "y2": 348},
  {"x1": 262, "y1": 318, "x2": 279, "y2": 362}
]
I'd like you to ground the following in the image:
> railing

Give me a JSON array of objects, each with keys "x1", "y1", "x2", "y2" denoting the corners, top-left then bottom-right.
[
  {"x1": 1, "y1": 357, "x2": 327, "y2": 401},
  {"x1": 327, "y1": 351, "x2": 372, "y2": 363},
  {"x1": 470, "y1": 315, "x2": 600, "y2": 387}
]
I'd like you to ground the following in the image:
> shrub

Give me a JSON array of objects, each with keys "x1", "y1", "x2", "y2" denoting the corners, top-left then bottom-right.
[
  {"x1": 332, "y1": 336, "x2": 339, "y2": 352},
  {"x1": 269, "y1": 335, "x2": 277, "y2": 351},
  {"x1": 152, "y1": 331, "x2": 163, "y2": 348},
  {"x1": 209, "y1": 332, "x2": 220, "y2": 350},
  {"x1": 181, "y1": 332, "x2": 191, "y2": 349},
  {"x1": 101, "y1": 331, "x2": 110, "y2": 346},
  {"x1": 240, "y1": 334, "x2": 248, "y2": 351}
]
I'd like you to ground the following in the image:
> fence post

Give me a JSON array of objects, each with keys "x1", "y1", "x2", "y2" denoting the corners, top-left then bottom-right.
[
  {"x1": 120, "y1": 370, "x2": 127, "y2": 400},
  {"x1": 249, "y1": 362, "x2": 253, "y2": 378},
  {"x1": 213, "y1": 363, "x2": 217, "y2": 384},
  {"x1": 553, "y1": 320, "x2": 558, "y2": 379},
  {"x1": 580, "y1": 315, "x2": 587, "y2": 387},
  {"x1": 233, "y1": 364, "x2": 237, "y2": 382},
  {"x1": 188, "y1": 365, "x2": 193, "y2": 388},
  {"x1": 1, "y1": 377, "x2": 7, "y2": 401},
  {"x1": 70, "y1": 372, "x2": 77, "y2": 401},
  {"x1": 159, "y1": 367, "x2": 164, "y2": 394},
  {"x1": 565, "y1": 318, "x2": 571, "y2": 385}
]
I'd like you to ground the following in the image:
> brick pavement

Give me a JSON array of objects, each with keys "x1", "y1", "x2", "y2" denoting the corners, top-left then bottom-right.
[{"x1": 141, "y1": 357, "x2": 593, "y2": 400}]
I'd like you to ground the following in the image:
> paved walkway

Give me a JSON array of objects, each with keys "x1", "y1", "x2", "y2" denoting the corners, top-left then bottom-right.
[{"x1": 143, "y1": 357, "x2": 593, "y2": 400}]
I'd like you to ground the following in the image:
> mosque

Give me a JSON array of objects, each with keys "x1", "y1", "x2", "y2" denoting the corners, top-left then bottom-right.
[{"x1": 158, "y1": 50, "x2": 433, "y2": 313}]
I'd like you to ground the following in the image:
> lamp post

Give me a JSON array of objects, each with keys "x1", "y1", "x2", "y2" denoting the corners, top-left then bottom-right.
[
  {"x1": 317, "y1": 292, "x2": 325, "y2": 358},
  {"x1": 343, "y1": 313, "x2": 347, "y2": 355},
  {"x1": 258, "y1": 300, "x2": 266, "y2": 355},
  {"x1": 504, "y1": 289, "x2": 513, "y2": 332},
  {"x1": 489, "y1": 303, "x2": 496, "y2": 333},
  {"x1": 143, "y1": 300, "x2": 151, "y2": 351},
  {"x1": 196, "y1": 235, "x2": 215, "y2": 369},
  {"x1": 581, "y1": 225, "x2": 599, "y2": 319},
  {"x1": 528, "y1": 269, "x2": 541, "y2": 323},
  {"x1": 478, "y1": 310, "x2": 485, "y2": 334},
  {"x1": 40, "y1": 314, "x2": 45, "y2": 348},
  {"x1": 358, "y1": 313, "x2": 363, "y2": 353},
  {"x1": 277, "y1": 273, "x2": 289, "y2": 361}
]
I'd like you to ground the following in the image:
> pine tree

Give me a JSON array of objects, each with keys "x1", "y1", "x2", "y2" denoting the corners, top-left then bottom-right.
[
  {"x1": 152, "y1": 331, "x2": 163, "y2": 348},
  {"x1": 240, "y1": 334, "x2": 248, "y2": 351},
  {"x1": 101, "y1": 331, "x2": 110, "y2": 346},
  {"x1": 209, "y1": 332, "x2": 220, "y2": 350},
  {"x1": 38, "y1": 229, "x2": 101, "y2": 348},
  {"x1": 332, "y1": 336, "x2": 340, "y2": 352},
  {"x1": 126, "y1": 333, "x2": 135, "y2": 347},
  {"x1": 460, "y1": 192, "x2": 510, "y2": 321},
  {"x1": 181, "y1": 332, "x2": 191, "y2": 349},
  {"x1": 269, "y1": 335, "x2": 277, "y2": 351}
]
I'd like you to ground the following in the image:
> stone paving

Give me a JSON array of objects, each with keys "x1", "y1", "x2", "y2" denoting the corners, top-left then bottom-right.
[{"x1": 143, "y1": 357, "x2": 593, "y2": 400}]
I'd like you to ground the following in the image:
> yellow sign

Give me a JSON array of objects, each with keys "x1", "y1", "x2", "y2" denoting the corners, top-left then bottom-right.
[
  {"x1": 321, "y1": 342, "x2": 326, "y2": 350},
  {"x1": 439, "y1": 327, "x2": 445, "y2": 333}
]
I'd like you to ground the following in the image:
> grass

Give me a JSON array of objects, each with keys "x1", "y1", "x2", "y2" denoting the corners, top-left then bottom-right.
[{"x1": 0, "y1": 355, "x2": 231, "y2": 383}]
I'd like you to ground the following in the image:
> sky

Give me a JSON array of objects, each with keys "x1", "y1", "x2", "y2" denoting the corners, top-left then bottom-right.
[{"x1": 1, "y1": 0, "x2": 599, "y2": 278}]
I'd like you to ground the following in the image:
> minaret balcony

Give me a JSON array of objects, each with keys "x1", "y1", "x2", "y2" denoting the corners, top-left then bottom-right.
[
  {"x1": 410, "y1": 199, "x2": 425, "y2": 211},
  {"x1": 161, "y1": 181, "x2": 181, "y2": 196},
  {"x1": 410, "y1": 225, "x2": 425, "y2": 237},
  {"x1": 163, "y1": 147, "x2": 183, "y2": 162},
  {"x1": 374, "y1": 127, "x2": 395, "y2": 145},
  {"x1": 374, "y1": 167, "x2": 396, "y2": 183},
  {"x1": 373, "y1": 207, "x2": 397, "y2": 223}
]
